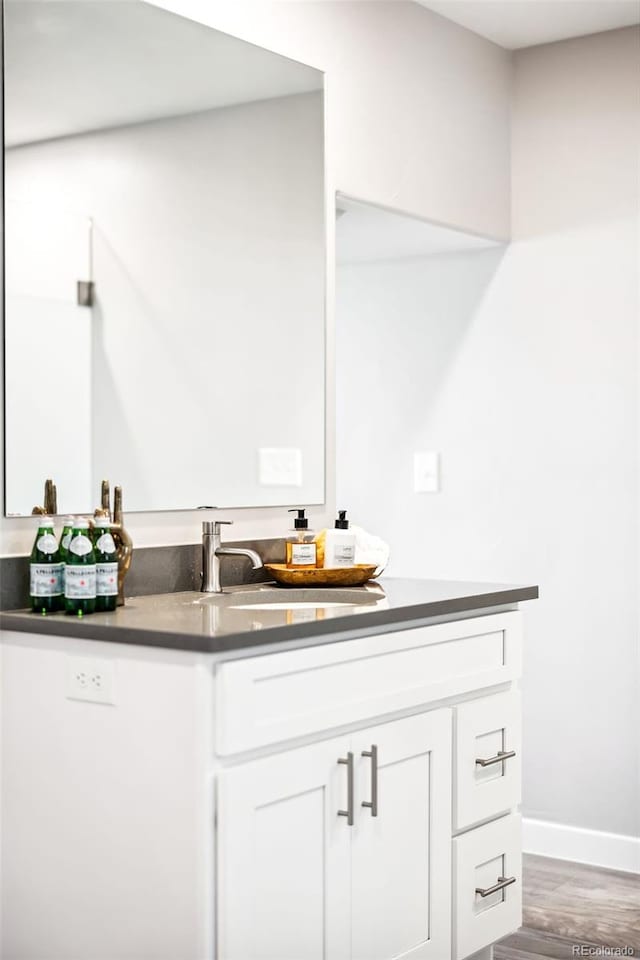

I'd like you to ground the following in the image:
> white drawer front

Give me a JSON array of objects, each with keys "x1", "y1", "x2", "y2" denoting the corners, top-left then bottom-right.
[
  {"x1": 215, "y1": 612, "x2": 522, "y2": 755},
  {"x1": 453, "y1": 814, "x2": 522, "y2": 960},
  {"x1": 454, "y1": 690, "x2": 521, "y2": 830}
]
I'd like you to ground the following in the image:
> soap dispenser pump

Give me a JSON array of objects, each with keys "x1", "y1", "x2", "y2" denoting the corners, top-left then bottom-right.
[
  {"x1": 323, "y1": 509, "x2": 356, "y2": 568},
  {"x1": 286, "y1": 508, "x2": 318, "y2": 568}
]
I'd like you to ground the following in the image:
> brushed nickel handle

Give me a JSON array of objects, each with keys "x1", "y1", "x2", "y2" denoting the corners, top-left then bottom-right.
[
  {"x1": 338, "y1": 752, "x2": 354, "y2": 826},
  {"x1": 475, "y1": 875, "x2": 517, "y2": 898},
  {"x1": 475, "y1": 749, "x2": 516, "y2": 768},
  {"x1": 361, "y1": 744, "x2": 378, "y2": 817}
]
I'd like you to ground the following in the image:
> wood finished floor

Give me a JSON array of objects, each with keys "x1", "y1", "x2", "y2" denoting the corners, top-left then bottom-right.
[{"x1": 495, "y1": 854, "x2": 640, "y2": 959}]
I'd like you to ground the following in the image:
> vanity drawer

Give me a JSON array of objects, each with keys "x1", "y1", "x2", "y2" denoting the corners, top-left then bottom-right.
[
  {"x1": 454, "y1": 690, "x2": 521, "y2": 830},
  {"x1": 453, "y1": 814, "x2": 522, "y2": 960},
  {"x1": 215, "y1": 612, "x2": 522, "y2": 755}
]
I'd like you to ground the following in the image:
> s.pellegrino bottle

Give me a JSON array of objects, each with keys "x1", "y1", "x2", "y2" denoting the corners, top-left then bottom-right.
[
  {"x1": 59, "y1": 516, "x2": 76, "y2": 595},
  {"x1": 64, "y1": 519, "x2": 96, "y2": 616},
  {"x1": 93, "y1": 518, "x2": 118, "y2": 613},
  {"x1": 30, "y1": 516, "x2": 63, "y2": 614},
  {"x1": 59, "y1": 516, "x2": 75, "y2": 561}
]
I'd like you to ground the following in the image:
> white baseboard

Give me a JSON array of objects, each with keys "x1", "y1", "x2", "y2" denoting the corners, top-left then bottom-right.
[{"x1": 523, "y1": 817, "x2": 640, "y2": 874}]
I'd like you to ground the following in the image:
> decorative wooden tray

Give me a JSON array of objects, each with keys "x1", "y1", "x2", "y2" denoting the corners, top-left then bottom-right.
[{"x1": 265, "y1": 563, "x2": 378, "y2": 587}]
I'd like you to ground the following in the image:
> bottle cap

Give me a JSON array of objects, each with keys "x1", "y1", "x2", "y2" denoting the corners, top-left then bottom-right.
[
  {"x1": 72, "y1": 519, "x2": 90, "y2": 530},
  {"x1": 288, "y1": 508, "x2": 309, "y2": 530},
  {"x1": 335, "y1": 510, "x2": 349, "y2": 530},
  {"x1": 37, "y1": 516, "x2": 54, "y2": 527}
]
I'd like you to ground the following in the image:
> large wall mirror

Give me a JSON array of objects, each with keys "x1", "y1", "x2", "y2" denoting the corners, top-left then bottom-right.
[{"x1": 3, "y1": 0, "x2": 326, "y2": 516}]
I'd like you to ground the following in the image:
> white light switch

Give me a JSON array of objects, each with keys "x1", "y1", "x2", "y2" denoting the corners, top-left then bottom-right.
[
  {"x1": 414, "y1": 451, "x2": 440, "y2": 493},
  {"x1": 259, "y1": 448, "x2": 303, "y2": 487}
]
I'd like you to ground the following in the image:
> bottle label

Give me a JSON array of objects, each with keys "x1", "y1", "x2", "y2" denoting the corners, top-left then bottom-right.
[
  {"x1": 291, "y1": 542, "x2": 317, "y2": 566},
  {"x1": 97, "y1": 562, "x2": 118, "y2": 596},
  {"x1": 96, "y1": 533, "x2": 116, "y2": 555},
  {"x1": 61, "y1": 531, "x2": 72, "y2": 551},
  {"x1": 36, "y1": 533, "x2": 58, "y2": 554},
  {"x1": 69, "y1": 534, "x2": 93, "y2": 557},
  {"x1": 332, "y1": 543, "x2": 356, "y2": 566},
  {"x1": 65, "y1": 565, "x2": 96, "y2": 599},
  {"x1": 30, "y1": 563, "x2": 63, "y2": 597}
]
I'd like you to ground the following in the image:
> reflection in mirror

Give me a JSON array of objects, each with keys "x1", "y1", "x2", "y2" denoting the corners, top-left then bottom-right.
[{"x1": 4, "y1": 0, "x2": 325, "y2": 516}]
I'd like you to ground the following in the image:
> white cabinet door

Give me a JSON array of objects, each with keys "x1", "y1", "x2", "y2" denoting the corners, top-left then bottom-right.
[
  {"x1": 351, "y1": 711, "x2": 452, "y2": 960},
  {"x1": 218, "y1": 735, "x2": 352, "y2": 960}
]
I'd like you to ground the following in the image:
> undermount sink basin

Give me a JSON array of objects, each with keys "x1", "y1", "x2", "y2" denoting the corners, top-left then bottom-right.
[
  {"x1": 195, "y1": 587, "x2": 381, "y2": 609},
  {"x1": 231, "y1": 600, "x2": 361, "y2": 611}
]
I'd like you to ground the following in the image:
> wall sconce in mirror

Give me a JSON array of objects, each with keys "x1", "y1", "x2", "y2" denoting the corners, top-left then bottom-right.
[
  {"x1": 76, "y1": 216, "x2": 94, "y2": 306},
  {"x1": 76, "y1": 280, "x2": 94, "y2": 307}
]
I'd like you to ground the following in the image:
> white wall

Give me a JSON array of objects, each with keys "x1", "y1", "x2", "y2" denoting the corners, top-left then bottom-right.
[
  {"x1": 337, "y1": 26, "x2": 639, "y2": 840},
  {"x1": 5, "y1": 92, "x2": 325, "y2": 516},
  {"x1": 510, "y1": 27, "x2": 639, "y2": 841},
  {"x1": 1, "y1": 0, "x2": 513, "y2": 554},
  {"x1": 151, "y1": 0, "x2": 512, "y2": 241},
  {"x1": 336, "y1": 248, "x2": 507, "y2": 565}
]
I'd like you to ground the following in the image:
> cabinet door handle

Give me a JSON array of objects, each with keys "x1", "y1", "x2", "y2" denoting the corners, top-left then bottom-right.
[
  {"x1": 475, "y1": 749, "x2": 516, "y2": 768},
  {"x1": 337, "y1": 752, "x2": 354, "y2": 826},
  {"x1": 475, "y1": 875, "x2": 517, "y2": 898},
  {"x1": 361, "y1": 744, "x2": 378, "y2": 817}
]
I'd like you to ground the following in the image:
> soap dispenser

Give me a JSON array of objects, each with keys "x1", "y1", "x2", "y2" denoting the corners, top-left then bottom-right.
[
  {"x1": 286, "y1": 508, "x2": 318, "y2": 568},
  {"x1": 323, "y1": 510, "x2": 356, "y2": 568}
]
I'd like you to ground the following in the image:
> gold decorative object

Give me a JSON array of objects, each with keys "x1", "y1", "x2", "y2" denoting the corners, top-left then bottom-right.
[
  {"x1": 100, "y1": 479, "x2": 112, "y2": 519},
  {"x1": 93, "y1": 480, "x2": 133, "y2": 606},
  {"x1": 112, "y1": 486, "x2": 133, "y2": 607},
  {"x1": 265, "y1": 563, "x2": 377, "y2": 588},
  {"x1": 32, "y1": 478, "x2": 58, "y2": 515}
]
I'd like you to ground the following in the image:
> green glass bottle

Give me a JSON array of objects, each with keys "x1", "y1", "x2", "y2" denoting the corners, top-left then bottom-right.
[
  {"x1": 29, "y1": 516, "x2": 63, "y2": 614},
  {"x1": 59, "y1": 516, "x2": 75, "y2": 561},
  {"x1": 93, "y1": 519, "x2": 118, "y2": 613},
  {"x1": 64, "y1": 520, "x2": 96, "y2": 616},
  {"x1": 59, "y1": 516, "x2": 75, "y2": 596}
]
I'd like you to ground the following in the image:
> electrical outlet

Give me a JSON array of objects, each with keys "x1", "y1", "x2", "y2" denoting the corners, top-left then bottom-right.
[
  {"x1": 414, "y1": 451, "x2": 440, "y2": 493},
  {"x1": 66, "y1": 657, "x2": 116, "y2": 705}
]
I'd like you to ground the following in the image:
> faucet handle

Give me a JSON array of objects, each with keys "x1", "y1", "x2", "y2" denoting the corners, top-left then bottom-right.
[{"x1": 202, "y1": 519, "x2": 233, "y2": 536}]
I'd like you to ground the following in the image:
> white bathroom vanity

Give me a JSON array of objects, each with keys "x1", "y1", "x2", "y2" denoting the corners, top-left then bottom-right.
[{"x1": 1, "y1": 578, "x2": 536, "y2": 960}]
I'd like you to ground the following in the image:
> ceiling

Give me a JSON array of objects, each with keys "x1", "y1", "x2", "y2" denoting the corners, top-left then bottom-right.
[
  {"x1": 415, "y1": 0, "x2": 640, "y2": 49},
  {"x1": 336, "y1": 196, "x2": 500, "y2": 265},
  {"x1": 4, "y1": 0, "x2": 322, "y2": 148}
]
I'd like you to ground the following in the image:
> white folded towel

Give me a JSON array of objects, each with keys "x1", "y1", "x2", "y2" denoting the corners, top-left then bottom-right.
[{"x1": 351, "y1": 525, "x2": 390, "y2": 577}]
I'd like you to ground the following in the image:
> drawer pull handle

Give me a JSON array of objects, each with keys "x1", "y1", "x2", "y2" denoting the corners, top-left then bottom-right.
[
  {"x1": 361, "y1": 744, "x2": 378, "y2": 817},
  {"x1": 475, "y1": 749, "x2": 516, "y2": 768},
  {"x1": 475, "y1": 875, "x2": 517, "y2": 898},
  {"x1": 337, "y1": 752, "x2": 354, "y2": 826}
]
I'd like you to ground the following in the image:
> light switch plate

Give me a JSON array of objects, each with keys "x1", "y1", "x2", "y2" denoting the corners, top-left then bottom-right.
[
  {"x1": 414, "y1": 451, "x2": 440, "y2": 493},
  {"x1": 259, "y1": 448, "x2": 303, "y2": 486}
]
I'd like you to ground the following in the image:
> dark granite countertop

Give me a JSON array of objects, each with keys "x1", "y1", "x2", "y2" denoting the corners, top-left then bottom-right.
[{"x1": 0, "y1": 578, "x2": 538, "y2": 655}]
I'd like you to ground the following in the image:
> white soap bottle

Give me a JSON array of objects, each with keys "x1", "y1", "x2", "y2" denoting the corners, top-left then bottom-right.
[{"x1": 323, "y1": 510, "x2": 356, "y2": 568}]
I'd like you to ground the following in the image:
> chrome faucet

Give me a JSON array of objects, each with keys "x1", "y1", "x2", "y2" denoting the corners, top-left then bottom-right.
[{"x1": 201, "y1": 520, "x2": 263, "y2": 594}]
